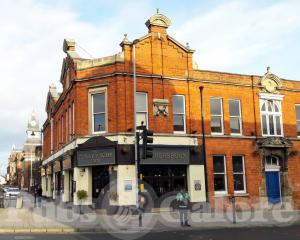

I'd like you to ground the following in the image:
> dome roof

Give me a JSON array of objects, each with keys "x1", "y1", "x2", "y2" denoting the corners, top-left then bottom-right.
[{"x1": 145, "y1": 9, "x2": 171, "y2": 29}]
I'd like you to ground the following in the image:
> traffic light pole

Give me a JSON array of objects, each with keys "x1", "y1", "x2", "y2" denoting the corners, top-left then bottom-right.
[{"x1": 136, "y1": 131, "x2": 143, "y2": 227}]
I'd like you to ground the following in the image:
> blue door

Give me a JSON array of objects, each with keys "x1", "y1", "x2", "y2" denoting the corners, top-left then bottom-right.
[{"x1": 265, "y1": 171, "x2": 281, "y2": 204}]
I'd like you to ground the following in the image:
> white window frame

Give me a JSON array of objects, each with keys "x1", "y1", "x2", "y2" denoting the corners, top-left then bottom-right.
[
  {"x1": 210, "y1": 97, "x2": 224, "y2": 135},
  {"x1": 72, "y1": 101, "x2": 75, "y2": 136},
  {"x1": 91, "y1": 91, "x2": 107, "y2": 134},
  {"x1": 68, "y1": 106, "x2": 71, "y2": 141},
  {"x1": 260, "y1": 99, "x2": 283, "y2": 137},
  {"x1": 229, "y1": 99, "x2": 243, "y2": 136},
  {"x1": 172, "y1": 95, "x2": 186, "y2": 134},
  {"x1": 232, "y1": 155, "x2": 246, "y2": 194},
  {"x1": 61, "y1": 115, "x2": 64, "y2": 144},
  {"x1": 213, "y1": 155, "x2": 228, "y2": 195},
  {"x1": 136, "y1": 92, "x2": 148, "y2": 128},
  {"x1": 295, "y1": 104, "x2": 300, "y2": 137}
]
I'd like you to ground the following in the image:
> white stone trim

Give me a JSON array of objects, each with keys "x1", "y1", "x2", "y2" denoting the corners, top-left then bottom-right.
[{"x1": 259, "y1": 93, "x2": 284, "y2": 101}]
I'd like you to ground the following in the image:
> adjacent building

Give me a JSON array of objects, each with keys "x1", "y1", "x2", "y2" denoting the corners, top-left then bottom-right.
[
  {"x1": 41, "y1": 11, "x2": 300, "y2": 211},
  {"x1": 7, "y1": 146, "x2": 23, "y2": 187}
]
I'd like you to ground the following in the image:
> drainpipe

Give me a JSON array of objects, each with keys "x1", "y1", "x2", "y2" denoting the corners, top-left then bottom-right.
[{"x1": 199, "y1": 86, "x2": 209, "y2": 203}]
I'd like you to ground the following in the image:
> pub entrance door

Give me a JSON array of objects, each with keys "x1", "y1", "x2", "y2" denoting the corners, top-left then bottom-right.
[{"x1": 92, "y1": 166, "x2": 109, "y2": 208}]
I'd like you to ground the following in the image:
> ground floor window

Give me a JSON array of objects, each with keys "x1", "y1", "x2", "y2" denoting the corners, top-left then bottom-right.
[
  {"x1": 140, "y1": 165, "x2": 187, "y2": 197},
  {"x1": 232, "y1": 156, "x2": 246, "y2": 193},
  {"x1": 213, "y1": 155, "x2": 227, "y2": 194}
]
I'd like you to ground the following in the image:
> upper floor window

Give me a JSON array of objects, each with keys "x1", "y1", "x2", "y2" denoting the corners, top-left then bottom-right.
[
  {"x1": 260, "y1": 100, "x2": 282, "y2": 136},
  {"x1": 232, "y1": 156, "x2": 246, "y2": 193},
  {"x1": 172, "y1": 95, "x2": 186, "y2": 133},
  {"x1": 213, "y1": 155, "x2": 227, "y2": 194},
  {"x1": 295, "y1": 105, "x2": 300, "y2": 137},
  {"x1": 210, "y1": 97, "x2": 223, "y2": 134},
  {"x1": 136, "y1": 92, "x2": 148, "y2": 128},
  {"x1": 229, "y1": 99, "x2": 242, "y2": 135},
  {"x1": 92, "y1": 92, "x2": 106, "y2": 133}
]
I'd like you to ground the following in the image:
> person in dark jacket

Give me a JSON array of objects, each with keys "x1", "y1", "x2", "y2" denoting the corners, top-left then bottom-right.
[
  {"x1": 37, "y1": 185, "x2": 43, "y2": 207},
  {"x1": 176, "y1": 189, "x2": 191, "y2": 227}
]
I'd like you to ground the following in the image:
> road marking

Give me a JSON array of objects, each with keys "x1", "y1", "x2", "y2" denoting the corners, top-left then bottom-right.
[{"x1": 14, "y1": 237, "x2": 35, "y2": 240}]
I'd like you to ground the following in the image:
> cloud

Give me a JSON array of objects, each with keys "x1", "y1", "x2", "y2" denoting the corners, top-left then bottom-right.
[
  {"x1": 0, "y1": 0, "x2": 300, "y2": 175},
  {"x1": 172, "y1": 0, "x2": 300, "y2": 75},
  {"x1": 0, "y1": 0, "x2": 153, "y2": 174}
]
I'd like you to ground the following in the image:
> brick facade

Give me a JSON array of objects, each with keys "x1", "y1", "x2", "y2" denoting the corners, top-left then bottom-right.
[{"x1": 42, "y1": 11, "x2": 300, "y2": 210}]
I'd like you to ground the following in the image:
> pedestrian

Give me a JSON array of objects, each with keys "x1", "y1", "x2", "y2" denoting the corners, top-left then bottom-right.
[
  {"x1": 0, "y1": 187, "x2": 4, "y2": 208},
  {"x1": 176, "y1": 188, "x2": 191, "y2": 227},
  {"x1": 37, "y1": 185, "x2": 43, "y2": 207},
  {"x1": 34, "y1": 185, "x2": 38, "y2": 207}
]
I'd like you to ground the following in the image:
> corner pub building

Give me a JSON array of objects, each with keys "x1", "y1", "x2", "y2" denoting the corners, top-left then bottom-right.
[{"x1": 41, "y1": 11, "x2": 300, "y2": 212}]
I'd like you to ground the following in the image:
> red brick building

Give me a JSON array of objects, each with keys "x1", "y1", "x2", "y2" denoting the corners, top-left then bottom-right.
[{"x1": 42, "y1": 11, "x2": 300, "y2": 211}]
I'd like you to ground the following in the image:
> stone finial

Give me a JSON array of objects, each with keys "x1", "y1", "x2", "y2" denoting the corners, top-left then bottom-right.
[
  {"x1": 267, "y1": 66, "x2": 271, "y2": 73},
  {"x1": 145, "y1": 10, "x2": 171, "y2": 29},
  {"x1": 186, "y1": 42, "x2": 190, "y2": 49},
  {"x1": 63, "y1": 39, "x2": 76, "y2": 53},
  {"x1": 120, "y1": 33, "x2": 131, "y2": 47}
]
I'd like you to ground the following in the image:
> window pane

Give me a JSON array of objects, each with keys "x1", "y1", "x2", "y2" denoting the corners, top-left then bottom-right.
[
  {"x1": 229, "y1": 100, "x2": 240, "y2": 116},
  {"x1": 274, "y1": 103, "x2": 279, "y2": 112},
  {"x1": 214, "y1": 174, "x2": 226, "y2": 191},
  {"x1": 173, "y1": 114, "x2": 184, "y2": 132},
  {"x1": 232, "y1": 156, "x2": 243, "y2": 172},
  {"x1": 230, "y1": 117, "x2": 241, "y2": 134},
  {"x1": 93, "y1": 93, "x2": 105, "y2": 113},
  {"x1": 297, "y1": 121, "x2": 300, "y2": 136},
  {"x1": 261, "y1": 102, "x2": 266, "y2": 111},
  {"x1": 275, "y1": 116, "x2": 281, "y2": 135},
  {"x1": 234, "y1": 174, "x2": 245, "y2": 191},
  {"x1": 269, "y1": 115, "x2": 274, "y2": 135},
  {"x1": 94, "y1": 113, "x2": 105, "y2": 132},
  {"x1": 296, "y1": 106, "x2": 300, "y2": 120},
  {"x1": 213, "y1": 156, "x2": 225, "y2": 173},
  {"x1": 136, "y1": 93, "x2": 147, "y2": 112},
  {"x1": 262, "y1": 115, "x2": 268, "y2": 135},
  {"x1": 211, "y1": 116, "x2": 222, "y2": 133},
  {"x1": 210, "y1": 98, "x2": 222, "y2": 115},
  {"x1": 268, "y1": 101, "x2": 272, "y2": 112},
  {"x1": 136, "y1": 112, "x2": 147, "y2": 127},
  {"x1": 173, "y1": 96, "x2": 184, "y2": 113}
]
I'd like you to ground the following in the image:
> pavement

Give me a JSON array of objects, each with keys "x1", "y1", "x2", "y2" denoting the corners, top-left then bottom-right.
[
  {"x1": 0, "y1": 191, "x2": 299, "y2": 234},
  {"x1": 1, "y1": 226, "x2": 300, "y2": 240}
]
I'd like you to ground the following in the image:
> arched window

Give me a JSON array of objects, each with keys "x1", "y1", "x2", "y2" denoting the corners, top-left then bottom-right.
[{"x1": 260, "y1": 100, "x2": 282, "y2": 136}]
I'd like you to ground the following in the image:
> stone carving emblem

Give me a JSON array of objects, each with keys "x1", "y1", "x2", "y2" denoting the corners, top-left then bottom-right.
[
  {"x1": 260, "y1": 67, "x2": 282, "y2": 94},
  {"x1": 153, "y1": 99, "x2": 169, "y2": 117}
]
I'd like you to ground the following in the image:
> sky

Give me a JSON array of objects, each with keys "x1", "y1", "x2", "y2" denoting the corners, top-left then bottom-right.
[{"x1": 1, "y1": 0, "x2": 300, "y2": 175}]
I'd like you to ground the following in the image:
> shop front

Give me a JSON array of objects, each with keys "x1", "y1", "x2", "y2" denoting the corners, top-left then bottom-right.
[
  {"x1": 139, "y1": 145, "x2": 206, "y2": 210},
  {"x1": 73, "y1": 137, "x2": 117, "y2": 208}
]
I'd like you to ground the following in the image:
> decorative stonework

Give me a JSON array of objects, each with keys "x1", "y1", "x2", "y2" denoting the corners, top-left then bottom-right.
[
  {"x1": 260, "y1": 67, "x2": 282, "y2": 94},
  {"x1": 145, "y1": 9, "x2": 171, "y2": 28},
  {"x1": 256, "y1": 137, "x2": 292, "y2": 148},
  {"x1": 153, "y1": 99, "x2": 169, "y2": 116}
]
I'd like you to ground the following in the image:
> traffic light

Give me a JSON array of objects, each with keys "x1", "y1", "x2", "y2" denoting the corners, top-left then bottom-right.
[{"x1": 142, "y1": 129, "x2": 153, "y2": 159}]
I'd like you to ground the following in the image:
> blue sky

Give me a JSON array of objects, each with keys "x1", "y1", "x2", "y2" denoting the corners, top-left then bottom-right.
[{"x1": 0, "y1": 0, "x2": 300, "y2": 175}]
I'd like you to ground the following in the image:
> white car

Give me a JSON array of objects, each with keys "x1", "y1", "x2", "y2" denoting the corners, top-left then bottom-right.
[{"x1": 5, "y1": 188, "x2": 20, "y2": 198}]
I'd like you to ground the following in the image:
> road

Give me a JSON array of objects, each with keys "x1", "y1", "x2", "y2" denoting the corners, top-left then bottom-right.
[{"x1": 1, "y1": 225, "x2": 300, "y2": 240}]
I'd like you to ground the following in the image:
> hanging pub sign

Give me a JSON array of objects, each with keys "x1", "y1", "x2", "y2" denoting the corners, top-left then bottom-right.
[
  {"x1": 63, "y1": 156, "x2": 72, "y2": 170},
  {"x1": 53, "y1": 161, "x2": 61, "y2": 173},
  {"x1": 41, "y1": 168, "x2": 46, "y2": 176},
  {"x1": 46, "y1": 165, "x2": 52, "y2": 175}
]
